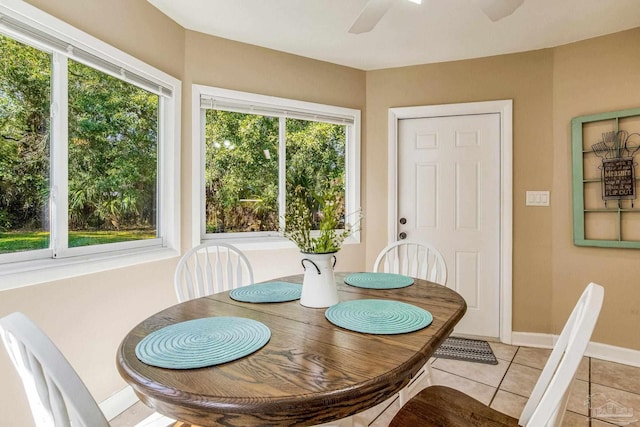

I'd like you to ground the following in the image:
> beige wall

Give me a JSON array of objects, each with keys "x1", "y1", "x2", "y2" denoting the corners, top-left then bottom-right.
[
  {"x1": 366, "y1": 50, "x2": 556, "y2": 334},
  {"x1": 1, "y1": 0, "x2": 639, "y2": 423},
  {"x1": 25, "y1": 0, "x2": 184, "y2": 79},
  {"x1": 550, "y1": 29, "x2": 640, "y2": 347}
]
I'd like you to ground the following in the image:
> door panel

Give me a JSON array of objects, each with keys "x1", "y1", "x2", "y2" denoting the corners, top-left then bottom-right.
[
  {"x1": 398, "y1": 113, "x2": 500, "y2": 337},
  {"x1": 416, "y1": 164, "x2": 438, "y2": 228}
]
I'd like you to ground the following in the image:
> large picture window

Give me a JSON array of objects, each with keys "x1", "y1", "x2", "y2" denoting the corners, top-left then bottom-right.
[
  {"x1": 0, "y1": 0, "x2": 180, "y2": 280},
  {"x1": 194, "y1": 86, "x2": 360, "y2": 247}
]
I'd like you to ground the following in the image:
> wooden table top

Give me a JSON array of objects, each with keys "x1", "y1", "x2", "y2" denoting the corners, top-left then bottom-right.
[{"x1": 117, "y1": 273, "x2": 466, "y2": 426}]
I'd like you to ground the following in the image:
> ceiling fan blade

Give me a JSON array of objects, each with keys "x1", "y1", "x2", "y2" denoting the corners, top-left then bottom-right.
[
  {"x1": 348, "y1": 0, "x2": 397, "y2": 34},
  {"x1": 476, "y1": 0, "x2": 524, "y2": 22}
]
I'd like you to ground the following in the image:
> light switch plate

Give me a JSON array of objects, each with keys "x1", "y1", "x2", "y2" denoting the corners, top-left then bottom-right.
[{"x1": 526, "y1": 191, "x2": 550, "y2": 206}]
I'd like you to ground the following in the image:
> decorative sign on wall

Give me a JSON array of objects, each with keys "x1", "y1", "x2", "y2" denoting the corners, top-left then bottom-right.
[
  {"x1": 572, "y1": 108, "x2": 640, "y2": 248},
  {"x1": 591, "y1": 130, "x2": 640, "y2": 206},
  {"x1": 602, "y1": 157, "x2": 635, "y2": 201}
]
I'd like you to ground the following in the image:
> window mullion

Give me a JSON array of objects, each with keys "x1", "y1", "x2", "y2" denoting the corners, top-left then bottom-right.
[
  {"x1": 50, "y1": 52, "x2": 69, "y2": 258},
  {"x1": 278, "y1": 117, "x2": 287, "y2": 231},
  {"x1": 200, "y1": 107, "x2": 207, "y2": 240}
]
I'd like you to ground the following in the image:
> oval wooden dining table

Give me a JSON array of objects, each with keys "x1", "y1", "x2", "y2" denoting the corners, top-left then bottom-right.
[{"x1": 117, "y1": 272, "x2": 466, "y2": 427}]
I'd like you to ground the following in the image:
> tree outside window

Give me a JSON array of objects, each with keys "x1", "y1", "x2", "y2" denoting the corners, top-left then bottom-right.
[
  {"x1": 67, "y1": 59, "x2": 158, "y2": 247},
  {"x1": 0, "y1": 35, "x2": 51, "y2": 253},
  {"x1": 1, "y1": 34, "x2": 160, "y2": 255},
  {"x1": 204, "y1": 111, "x2": 346, "y2": 236}
]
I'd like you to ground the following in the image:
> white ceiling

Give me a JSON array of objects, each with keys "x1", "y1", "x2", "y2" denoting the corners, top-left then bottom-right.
[{"x1": 147, "y1": 0, "x2": 640, "y2": 71}]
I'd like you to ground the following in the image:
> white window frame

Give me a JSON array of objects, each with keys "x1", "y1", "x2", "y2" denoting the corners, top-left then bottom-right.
[
  {"x1": 192, "y1": 85, "x2": 361, "y2": 251},
  {"x1": 0, "y1": 0, "x2": 181, "y2": 290}
]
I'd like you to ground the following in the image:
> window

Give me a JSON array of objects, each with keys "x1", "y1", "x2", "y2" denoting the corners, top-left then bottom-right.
[
  {"x1": 0, "y1": 35, "x2": 51, "y2": 255},
  {"x1": 0, "y1": 1, "x2": 180, "y2": 283},
  {"x1": 193, "y1": 86, "x2": 360, "y2": 248},
  {"x1": 67, "y1": 59, "x2": 159, "y2": 249}
]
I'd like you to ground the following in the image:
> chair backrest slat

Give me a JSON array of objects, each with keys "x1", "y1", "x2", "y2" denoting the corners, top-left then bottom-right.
[
  {"x1": 174, "y1": 242, "x2": 255, "y2": 302},
  {"x1": 45, "y1": 371, "x2": 71, "y2": 427},
  {"x1": 373, "y1": 240, "x2": 448, "y2": 286},
  {"x1": 0, "y1": 312, "x2": 109, "y2": 427},
  {"x1": 520, "y1": 283, "x2": 604, "y2": 426}
]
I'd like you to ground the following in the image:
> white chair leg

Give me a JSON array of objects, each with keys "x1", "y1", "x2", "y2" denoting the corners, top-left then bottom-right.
[
  {"x1": 399, "y1": 360, "x2": 434, "y2": 407},
  {"x1": 425, "y1": 361, "x2": 434, "y2": 386}
]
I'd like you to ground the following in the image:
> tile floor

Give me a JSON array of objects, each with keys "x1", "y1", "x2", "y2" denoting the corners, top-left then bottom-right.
[{"x1": 112, "y1": 343, "x2": 640, "y2": 426}]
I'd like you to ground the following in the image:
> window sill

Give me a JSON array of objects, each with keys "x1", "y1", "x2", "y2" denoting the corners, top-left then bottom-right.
[
  {"x1": 202, "y1": 234, "x2": 361, "y2": 252},
  {"x1": 0, "y1": 246, "x2": 179, "y2": 292}
]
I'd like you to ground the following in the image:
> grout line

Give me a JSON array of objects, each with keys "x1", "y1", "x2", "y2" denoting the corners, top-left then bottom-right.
[
  {"x1": 488, "y1": 345, "x2": 519, "y2": 408},
  {"x1": 368, "y1": 395, "x2": 399, "y2": 426},
  {"x1": 588, "y1": 357, "x2": 592, "y2": 427}
]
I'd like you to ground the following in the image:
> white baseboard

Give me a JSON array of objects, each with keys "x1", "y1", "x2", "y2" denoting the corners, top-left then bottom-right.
[
  {"x1": 511, "y1": 332, "x2": 640, "y2": 368},
  {"x1": 99, "y1": 386, "x2": 139, "y2": 420},
  {"x1": 586, "y1": 341, "x2": 640, "y2": 368},
  {"x1": 510, "y1": 332, "x2": 555, "y2": 349}
]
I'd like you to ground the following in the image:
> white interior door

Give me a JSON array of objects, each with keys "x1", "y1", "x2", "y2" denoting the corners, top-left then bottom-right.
[{"x1": 397, "y1": 113, "x2": 501, "y2": 338}]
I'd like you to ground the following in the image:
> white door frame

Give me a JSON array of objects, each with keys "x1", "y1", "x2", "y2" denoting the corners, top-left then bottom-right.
[{"x1": 388, "y1": 100, "x2": 513, "y2": 344}]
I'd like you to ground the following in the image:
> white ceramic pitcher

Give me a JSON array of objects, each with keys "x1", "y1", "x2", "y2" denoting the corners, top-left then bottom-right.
[{"x1": 300, "y1": 252, "x2": 339, "y2": 308}]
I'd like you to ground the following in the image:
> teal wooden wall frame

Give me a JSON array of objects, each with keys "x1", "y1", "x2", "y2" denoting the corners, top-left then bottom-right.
[{"x1": 572, "y1": 107, "x2": 640, "y2": 248}]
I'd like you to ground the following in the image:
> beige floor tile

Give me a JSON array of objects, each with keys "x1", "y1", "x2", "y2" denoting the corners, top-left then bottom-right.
[
  {"x1": 590, "y1": 384, "x2": 640, "y2": 426},
  {"x1": 109, "y1": 401, "x2": 155, "y2": 427},
  {"x1": 500, "y1": 363, "x2": 541, "y2": 398},
  {"x1": 575, "y1": 357, "x2": 590, "y2": 382},
  {"x1": 489, "y1": 341, "x2": 519, "y2": 361},
  {"x1": 431, "y1": 357, "x2": 510, "y2": 387},
  {"x1": 561, "y1": 410, "x2": 590, "y2": 426},
  {"x1": 369, "y1": 398, "x2": 401, "y2": 427},
  {"x1": 490, "y1": 389, "x2": 528, "y2": 419},
  {"x1": 567, "y1": 380, "x2": 590, "y2": 415},
  {"x1": 513, "y1": 346, "x2": 552, "y2": 370},
  {"x1": 592, "y1": 359, "x2": 640, "y2": 395},
  {"x1": 591, "y1": 420, "x2": 623, "y2": 427},
  {"x1": 431, "y1": 368, "x2": 497, "y2": 405}
]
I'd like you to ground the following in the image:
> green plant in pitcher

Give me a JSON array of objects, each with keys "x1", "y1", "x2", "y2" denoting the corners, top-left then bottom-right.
[{"x1": 283, "y1": 182, "x2": 361, "y2": 254}]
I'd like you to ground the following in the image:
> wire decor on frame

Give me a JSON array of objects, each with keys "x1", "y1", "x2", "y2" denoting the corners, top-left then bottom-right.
[{"x1": 591, "y1": 130, "x2": 640, "y2": 208}]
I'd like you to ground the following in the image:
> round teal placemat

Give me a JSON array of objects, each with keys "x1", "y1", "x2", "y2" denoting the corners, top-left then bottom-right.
[
  {"x1": 135, "y1": 317, "x2": 270, "y2": 369},
  {"x1": 344, "y1": 272, "x2": 414, "y2": 289},
  {"x1": 325, "y1": 299, "x2": 432, "y2": 334},
  {"x1": 229, "y1": 282, "x2": 302, "y2": 303}
]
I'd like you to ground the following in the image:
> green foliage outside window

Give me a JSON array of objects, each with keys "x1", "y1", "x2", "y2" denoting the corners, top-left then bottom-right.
[
  {"x1": 283, "y1": 180, "x2": 360, "y2": 253},
  {"x1": 205, "y1": 110, "x2": 279, "y2": 233},
  {"x1": 0, "y1": 34, "x2": 159, "y2": 254},
  {"x1": 204, "y1": 111, "x2": 347, "y2": 235},
  {"x1": 67, "y1": 59, "x2": 158, "y2": 237},
  {"x1": 0, "y1": 34, "x2": 50, "y2": 239}
]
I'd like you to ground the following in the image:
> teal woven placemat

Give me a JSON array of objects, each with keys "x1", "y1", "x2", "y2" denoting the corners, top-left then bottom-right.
[
  {"x1": 325, "y1": 299, "x2": 432, "y2": 334},
  {"x1": 229, "y1": 282, "x2": 302, "y2": 303},
  {"x1": 344, "y1": 272, "x2": 414, "y2": 289},
  {"x1": 135, "y1": 317, "x2": 270, "y2": 369}
]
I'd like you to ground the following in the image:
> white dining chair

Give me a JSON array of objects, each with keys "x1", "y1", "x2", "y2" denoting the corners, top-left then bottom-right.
[
  {"x1": 373, "y1": 240, "x2": 447, "y2": 286},
  {"x1": 389, "y1": 282, "x2": 605, "y2": 427},
  {"x1": 374, "y1": 240, "x2": 448, "y2": 405},
  {"x1": 0, "y1": 312, "x2": 175, "y2": 427},
  {"x1": 174, "y1": 241, "x2": 254, "y2": 302}
]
